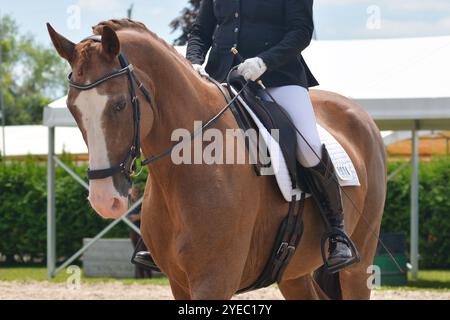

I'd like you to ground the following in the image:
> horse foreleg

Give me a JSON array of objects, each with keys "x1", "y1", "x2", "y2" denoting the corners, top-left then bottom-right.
[
  {"x1": 339, "y1": 196, "x2": 384, "y2": 300},
  {"x1": 169, "y1": 279, "x2": 192, "y2": 300},
  {"x1": 278, "y1": 274, "x2": 329, "y2": 300},
  {"x1": 181, "y1": 249, "x2": 246, "y2": 300},
  {"x1": 187, "y1": 273, "x2": 237, "y2": 300}
]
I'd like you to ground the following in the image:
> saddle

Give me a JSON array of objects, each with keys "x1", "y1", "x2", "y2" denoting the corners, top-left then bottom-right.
[{"x1": 224, "y1": 70, "x2": 305, "y2": 191}]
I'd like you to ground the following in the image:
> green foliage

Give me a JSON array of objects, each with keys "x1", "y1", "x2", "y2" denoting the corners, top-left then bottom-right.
[
  {"x1": 0, "y1": 14, "x2": 68, "y2": 125},
  {"x1": 0, "y1": 156, "x2": 149, "y2": 266},
  {"x1": 383, "y1": 157, "x2": 450, "y2": 269},
  {"x1": 170, "y1": 0, "x2": 201, "y2": 45},
  {"x1": 0, "y1": 156, "x2": 449, "y2": 268}
]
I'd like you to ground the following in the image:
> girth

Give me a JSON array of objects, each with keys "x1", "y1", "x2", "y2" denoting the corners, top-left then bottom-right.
[{"x1": 236, "y1": 193, "x2": 306, "y2": 294}]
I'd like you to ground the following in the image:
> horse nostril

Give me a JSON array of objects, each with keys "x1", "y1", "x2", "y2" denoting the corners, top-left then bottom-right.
[{"x1": 112, "y1": 197, "x2": 122, "y2": 211}]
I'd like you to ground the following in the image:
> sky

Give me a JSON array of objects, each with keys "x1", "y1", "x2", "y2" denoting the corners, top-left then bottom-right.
[{"x1": 0, "y1": 0, "x2": 450, "y2": 47}]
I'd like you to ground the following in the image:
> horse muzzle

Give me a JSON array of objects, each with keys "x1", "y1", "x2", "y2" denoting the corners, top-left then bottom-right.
[{"x1": 88, "y1": 179, "x2": 129, "y2": 219}]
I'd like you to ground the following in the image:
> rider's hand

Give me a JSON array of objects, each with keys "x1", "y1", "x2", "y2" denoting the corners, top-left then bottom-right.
[
  {"x1": 237, "y1": 57, "x2": 267, "y2": 81},
  {"x1": 192, "y1": 64, "x2": 209, "y2": 78}
]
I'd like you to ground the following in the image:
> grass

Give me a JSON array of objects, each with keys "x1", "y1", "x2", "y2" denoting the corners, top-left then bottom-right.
[
  {"x1": 377, "y1": 270, "x2": 450, "y2": 292},
  {"x1": 0, "y1": 267, "x2": 169, "y2": 286},
  {"x1": 0, "y1": 268, "x2": 448, "y2": 291}
]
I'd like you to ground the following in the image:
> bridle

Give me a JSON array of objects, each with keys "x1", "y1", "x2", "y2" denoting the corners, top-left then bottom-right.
[
  {"x1": 68, "y1": 35, "x2": 153, "y2": 182},
  {"x1": 68, "y1": 35, "x2": 247, "y2": 182}
]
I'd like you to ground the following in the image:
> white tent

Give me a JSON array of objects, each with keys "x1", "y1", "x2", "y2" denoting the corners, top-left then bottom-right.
[
  {"x1": 0, "y1": 126, "x2": 86, "y2": 156},
  {"x1": 45, "y1": 36, "x2": 450, "y2": 130},
  {"x1": 44, "y1": 36, "x2": 450, "y2": 279}
]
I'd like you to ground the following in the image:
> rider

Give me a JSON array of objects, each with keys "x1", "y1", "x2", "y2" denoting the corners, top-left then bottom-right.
[{"x1": 136, "y1": 0, "x2": 353, "y2": 270}]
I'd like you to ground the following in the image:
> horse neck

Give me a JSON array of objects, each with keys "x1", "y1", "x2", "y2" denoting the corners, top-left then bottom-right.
[{"x1": 122, "y1": 33, "x2": 222, "y2": 175}]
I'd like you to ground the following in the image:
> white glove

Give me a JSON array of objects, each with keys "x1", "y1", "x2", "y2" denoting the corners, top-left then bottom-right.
[
  {"x1": 192, "y1": 64, "x2": 209, "y2": 78},
  {"x1": 237, "y1": 57, "x2": 267, "y2": 81}
]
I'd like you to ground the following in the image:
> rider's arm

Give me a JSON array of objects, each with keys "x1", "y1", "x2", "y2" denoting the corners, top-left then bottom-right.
[
  {"x1": 186, "y1": 0, "x2": 217, "y2": 66},
  {"x1": 257, "y1": 0, "x2": 314, "y2": 71}
]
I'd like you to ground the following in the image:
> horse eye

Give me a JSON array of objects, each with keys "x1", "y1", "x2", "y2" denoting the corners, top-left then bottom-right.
[{"x1": 114, "y1": 101, "x2": 126, "y2": 112}]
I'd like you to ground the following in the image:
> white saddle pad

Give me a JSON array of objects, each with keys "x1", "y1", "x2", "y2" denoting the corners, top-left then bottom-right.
[{"x1": 230, "y1": 87, "x2": 361, "y2": 202}]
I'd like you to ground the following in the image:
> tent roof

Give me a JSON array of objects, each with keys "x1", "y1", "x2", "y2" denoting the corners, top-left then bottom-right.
[
  {"x1": 1, "y1": 125, "x2": 395, "y2": 157},
  {"x1": 43, "y1": 96, "x2": 73, "y2": 127},
  {"x1": 43, "y1": 36, "x2": 450, "y2": 130},
  {"x1": 0, "y1": 125, "x2": 87, "y2": 156},
  {"x1": 303, "y1": 36, "x2": 450, "y2": 100}
]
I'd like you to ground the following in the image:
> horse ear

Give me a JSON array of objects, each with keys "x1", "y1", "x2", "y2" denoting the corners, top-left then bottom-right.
[
  {"x1": 101, "y1": 26, "x2": 120, "y2": 58},
  {"x1": 46, "y1": 23, "x2": 75, "y2": 62}
]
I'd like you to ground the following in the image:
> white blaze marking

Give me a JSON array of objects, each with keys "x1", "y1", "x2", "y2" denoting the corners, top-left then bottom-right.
[
  {"x1": 74, "y1": 88, "x2": 110, "y2": 171},
  {"x1": 74, "y1": 89, "x2": 118, "y2": 200}
]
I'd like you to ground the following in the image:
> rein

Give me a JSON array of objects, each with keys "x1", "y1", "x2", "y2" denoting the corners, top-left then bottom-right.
[{"x1": 142, "y1": 67, "x2": 247, "y2": 165}]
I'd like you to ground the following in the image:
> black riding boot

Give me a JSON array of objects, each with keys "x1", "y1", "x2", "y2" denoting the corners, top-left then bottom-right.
[{"x1": 304, "y1": 145, "x2": 354, "y2": 269}]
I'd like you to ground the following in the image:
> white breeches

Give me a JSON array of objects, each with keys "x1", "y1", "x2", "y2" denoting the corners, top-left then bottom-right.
[{"x1": 258, "y1": 85, "x2": 323, "y2": 168}]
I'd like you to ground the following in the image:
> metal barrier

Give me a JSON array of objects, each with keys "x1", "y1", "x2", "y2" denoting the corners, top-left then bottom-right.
[{"x1": 46, "y1": 126, "x2": 142, "y2": 278}]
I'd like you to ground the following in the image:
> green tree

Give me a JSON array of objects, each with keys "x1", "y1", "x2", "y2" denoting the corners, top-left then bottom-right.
[
  {"x1": 170, "y1": 0, "x2": 201, "y2": 46},
  {"x1": 0, "y1": 15, "x2": 68, "y2": 125}
]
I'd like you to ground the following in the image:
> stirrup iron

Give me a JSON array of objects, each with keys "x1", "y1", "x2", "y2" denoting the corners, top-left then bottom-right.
[{"x1": 321, "y1": 228, "x2": 360, "y2": 274}]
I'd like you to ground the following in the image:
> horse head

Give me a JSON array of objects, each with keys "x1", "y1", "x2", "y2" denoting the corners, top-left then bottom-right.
[{"x1": 47, "y1": 23, "x2": 155, "y2": 219}]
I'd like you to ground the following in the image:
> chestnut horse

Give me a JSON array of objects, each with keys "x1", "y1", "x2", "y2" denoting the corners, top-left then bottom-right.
[{"x1": 47, "y1": 19, "x2": 386, "y2": 300}]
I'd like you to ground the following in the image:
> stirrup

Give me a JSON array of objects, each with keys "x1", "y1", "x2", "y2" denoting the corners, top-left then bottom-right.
[
  {"x1": 131, "y1": 237, "x2": 162, "y2": 272},
  {"x1": 131, "y1": 252, "x2": 162, "y2": 272},
  {"x1": 321, "y1": 228, "x2": 360, "y2": 274}
]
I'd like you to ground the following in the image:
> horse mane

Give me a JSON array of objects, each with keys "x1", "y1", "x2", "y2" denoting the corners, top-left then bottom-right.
[{"x1": 91, "y1": 19, "x2": 191, "y2": 68}]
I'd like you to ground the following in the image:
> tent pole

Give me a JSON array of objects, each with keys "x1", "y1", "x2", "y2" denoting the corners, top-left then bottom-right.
[
  {"x1": 0, "y1": 12, "x2": 6, "y2": 158},
  {"x1": 47, "y1": 127, "x2": 56, "y2": 278},
  {"x1": 410, "y1": 121, "x2": 419, "y2": 279}
]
